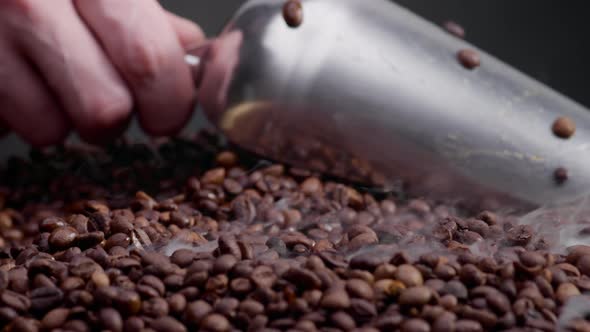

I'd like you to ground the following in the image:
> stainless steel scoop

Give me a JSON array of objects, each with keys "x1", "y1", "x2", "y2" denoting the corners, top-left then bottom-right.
[{"x1": 186, "y1": 0, "x2": 590, "y2": 211}]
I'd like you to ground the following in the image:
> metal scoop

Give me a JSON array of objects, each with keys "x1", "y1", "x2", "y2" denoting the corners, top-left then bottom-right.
[{"x1": 185, "y1": 0, "x2": 590, "y2": 211}]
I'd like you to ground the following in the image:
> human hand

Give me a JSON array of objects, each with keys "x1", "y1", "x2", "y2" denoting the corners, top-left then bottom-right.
[{"x1": 0, "y1": 0, "x2": 205, "y2": 146}]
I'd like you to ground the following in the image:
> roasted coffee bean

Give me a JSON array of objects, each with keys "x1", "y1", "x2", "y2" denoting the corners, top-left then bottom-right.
[
  {"x1": 321, "y1": 287, "x2": 351, "y2": 310},
  {"x1": 105, "y1": 233, "x2": 131, "y2": 251},
  {"x1": 41, "y1": 308, "x2": 69, "y2": 330},
  {"x1": 442, "y1": 280, "x2": 468, "y2": 300},
  {"x1": 399, "y1": 286, "x2": 432, "y2": 306},
  {"x1": 167, "y1": 294, "x2": 187, "y2": 314},
  {"x1": 151, "y1": 316, "x2": 187, "y2": 332},
  {"x1": 201, "y1": 313, "x2": 231, "y2": 332},
  {"x1": 461, "y1": 306, "x2": 497, "y2": 328},
  {"x1": 552, "y1": 116, "x2": 576, "y2": 139},
  {"x1": 49, "y1": 227, "x2": 77, "y2": 250},
  {"x1": 455, "y1": 319, "x2": 483, "y2": 332},
  {"x1": 171, "y1": 249, "x2": 196, "y2": 267},
  {"x1": 283, "y1": 267, "x2": 321, "y2": 290},
  {"x1": 1, "y1": 290, "x2": 31, "y2": 312},
  {"x1": 346, "y1": 278, "x2": 374, "y2": 301},
  {"x1": 218, "y1": 235, "x2": 242, "y2": 260},
  {"x1": 30, "y1": 287, "x2": 63, "y2": 313},
  {"x1": 185, "y1": 300, "x2": 212, "y2": 325},
  {"x1": 401, "y1": 318, "x2": 430, "y2": 332},
  {"x1": 331, "y1": 311, "x2": 356, "y2": 330},
  {"x1": 250, "y1": 265, "x2": 276, "y2": 289},
  {"x1": 459, "y1": 264, "x2": 486, "y2": 287},
  {"x1": 213, "y1": 254, "x2": 238, "y2": 275},
  {"x1": 395, "y1": 264, "x2": 424, "y2": 287},
  {"x1": 457, "y1": 49, "x2": 480, "y2": 69},
  {"x1": 143, "y1": 297, "x2": 169, "y2": 317},
  {"x1": 433, "y1": 311, "x2": 456, "y2": 332},
  {"x1": 99, "y1": 308, "x2": 123, "y2": 332},
  {"x1": 12, "y1": 317, "x2": 40, "y2": 332}
]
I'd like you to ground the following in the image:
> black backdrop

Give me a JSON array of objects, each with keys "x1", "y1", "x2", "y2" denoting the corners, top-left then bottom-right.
[{"x1": 1, "y1": 1, "x2": 589, "y2": 158}]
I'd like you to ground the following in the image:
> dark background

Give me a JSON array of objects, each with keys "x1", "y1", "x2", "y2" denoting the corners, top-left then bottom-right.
[{"x1": 1, "y1": 1, "x2": 589, "y2": 159}]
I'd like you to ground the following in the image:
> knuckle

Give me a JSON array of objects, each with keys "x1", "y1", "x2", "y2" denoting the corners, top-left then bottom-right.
[
  {"x1": 80, "y1": 90, "x2": 132, "y2": 130},
  {"x1": 123, "y1": 41, "x2": 166, "y2": 87},
  {"x1": 0, "y1": 0, "x2": 41, "y2": 25}
]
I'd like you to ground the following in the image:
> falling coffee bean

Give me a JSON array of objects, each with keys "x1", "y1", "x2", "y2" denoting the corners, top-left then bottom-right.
[
  {"x1": 283, "y1": 0, "x2": 303, "y2": 28},
  {"x1": 443, "y1": 20, "x2": 465, "y2": 38},
  {"x1": 552, "y1": 116, "x2": 576, "y2": 139}
]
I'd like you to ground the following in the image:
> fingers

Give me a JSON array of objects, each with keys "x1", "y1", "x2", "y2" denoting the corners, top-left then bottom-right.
[
  {"x1": 198, "y1": 31, "x2": 244, "y2": 123},
  {"x1": 74, "y1": 0, "x2": 196, "y2": 136},
  {"x1": 166, "y1": 12, "x2": 206, "y2": 50},
  {"x1": 3, "y1": 0, "x2": 134, "y2": 144},
  {"x1": 0, "y1": 46, "x2": 69, "y2": 147}
]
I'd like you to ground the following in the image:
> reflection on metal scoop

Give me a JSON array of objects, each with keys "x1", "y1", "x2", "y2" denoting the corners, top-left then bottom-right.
[{"x1": 186, "y1": 0, "x2": 590, "y2": 212}]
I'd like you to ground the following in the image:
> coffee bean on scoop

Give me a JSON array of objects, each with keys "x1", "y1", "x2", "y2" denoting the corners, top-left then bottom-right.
[
  {"x1": 457, "y1": 49, "x2": 480, "y2": 69},
  {"x1": 552, "y1": 116, "x2": 576, "y2": 139},
  {"x1": 554, "y1": 167, "x2": 569, "y2": 184}
]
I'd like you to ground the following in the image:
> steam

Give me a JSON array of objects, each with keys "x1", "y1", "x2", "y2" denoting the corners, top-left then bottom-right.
[
  {"x1": 557, "y1": 295, "x2": 590, "y2": 332},
  {"x1": 519, "y1": 193, "x2": 590, "y2": 252}
]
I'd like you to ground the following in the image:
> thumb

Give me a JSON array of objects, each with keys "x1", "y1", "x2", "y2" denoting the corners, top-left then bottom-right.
[{"x1": 166, "y1": 12, "x2": 207, "y2": 50}]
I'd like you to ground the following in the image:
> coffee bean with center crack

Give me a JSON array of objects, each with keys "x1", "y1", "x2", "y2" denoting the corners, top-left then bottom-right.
[
  {"x1": 283, "y1": 267, "x2": 321, "y2": 290},
  {"x1": 30, "y1": 287, "x2": 63, "y2": 313},
  {"x1": 49, "y1": 227, "x2": 77, "y2": 250}
]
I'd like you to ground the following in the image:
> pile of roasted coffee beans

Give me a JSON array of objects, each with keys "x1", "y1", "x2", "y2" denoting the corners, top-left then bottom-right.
[{"x1": 1, "y1": 132, "x2": 590, "y2": 332}]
